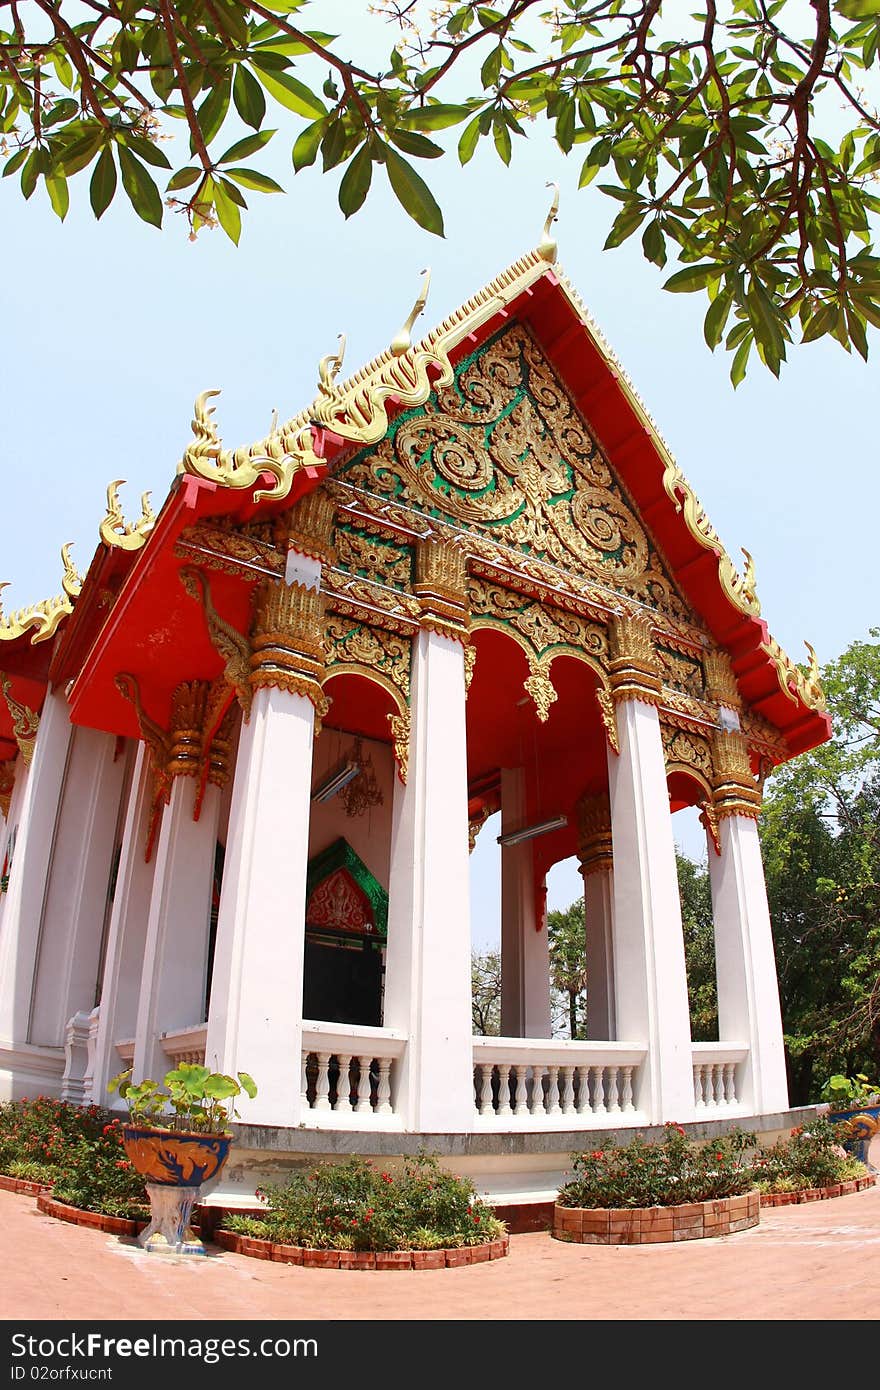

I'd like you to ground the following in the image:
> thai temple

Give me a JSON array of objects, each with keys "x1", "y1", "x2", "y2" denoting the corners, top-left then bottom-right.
[{"x1": 0, "y1": 215, "x2": 831, "y2": 1206}]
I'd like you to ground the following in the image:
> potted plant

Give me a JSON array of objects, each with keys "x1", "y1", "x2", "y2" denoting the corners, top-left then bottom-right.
[
  {"x1": 820, "y1": 1074, "x2": 880, "y2": 1168},
  {"x1": 108, "y1": 1063, "x2": 256, "y2": 1256}
]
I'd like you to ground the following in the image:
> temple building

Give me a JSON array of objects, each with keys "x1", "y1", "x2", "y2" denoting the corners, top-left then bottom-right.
[{"x1": 0, "y1": 224, "x2": 831, "y2": 1202}]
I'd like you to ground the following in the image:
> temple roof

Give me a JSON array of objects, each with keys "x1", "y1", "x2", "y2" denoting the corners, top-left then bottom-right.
[{"x1": 0, "y1": 233, "x2": 831, "y2": 770}]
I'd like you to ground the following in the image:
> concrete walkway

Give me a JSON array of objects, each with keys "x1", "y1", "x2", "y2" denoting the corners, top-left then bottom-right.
[{"x1": 3, "y1": 1167, "x2": 879, "y2": 1322}]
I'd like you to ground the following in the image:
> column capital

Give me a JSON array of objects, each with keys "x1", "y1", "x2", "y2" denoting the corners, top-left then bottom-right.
[
  {"x1": 250, "y1": 579, "x2": 330, "y2": 730},
  {"x1": 608, "y1": 610, "x2": 662, "y2": 707},
  {"x1": 286, "y1": 487, "x2": 336, "y2": 566},
  {"x1": 711, "y1": 728, "x2": 762, "y2": 820},
  {"x1": 167, "y1": 680, "x2": 211, "y2": 780},
  {"x1": 703, "y1": 648, "x2": 741, "y2": 709},
  {"x1": 576, "y1": 789, "x2": 613, "y2": 877},
  {"x1": 414, "y1": 537, "x2": 470, "y2": 642}
]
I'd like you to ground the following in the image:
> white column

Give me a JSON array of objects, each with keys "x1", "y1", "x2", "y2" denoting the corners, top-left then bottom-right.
[
  {"x1": 583, "y1": 866, "x2": 615, "y2": 1040},
  {"x1": 384, "y1": 628, "x2": 474, "y2": 1131},
  {"x1": 29, "y1": 727, "x2": 126, "y2": 1047},
  {"x1": 608, "y1": 696, "x2": 694, "y2": 1122},
  {"x1": 0, "y1": 690, "x2": 74, "y2": 1097},
  {"x1": 91, "y1": 744, "x2": 158, "y2": 1099},
  {"x1": 133, "y1": 775, "x2": 220, "y2": 1083},
  {"x1": 500, "y1": 767, "x2": 551, "y2": 1038},
  {"x1": 708, "y1": 813, "x2": 789, "y2": 1113},
  {"x1": 205, "y1": 549, "x2": 323, "y2": 1128}
]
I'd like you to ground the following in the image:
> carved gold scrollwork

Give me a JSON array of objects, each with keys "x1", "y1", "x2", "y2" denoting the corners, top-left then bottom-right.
[
  {"x1": 174, "y1": 519, "x2": 284, "y2": 581},
  {"x1": 703, "y1": 648, "x2": 741, "y2": 708},
  {"x1": 712, "y1": 728, "x2": 762, "y2": 821},
  {"x1": 388, "y1": 706, "x2": 410, "y2": 784},
  {"x1": 115, "y1": 672, "x2": 171, "y2": 860},
  {"x1": 699, "y1": 800, "x2": 722, "y2": 856},
  {"x1": 463, "y1": 642, "x2": 476, "y2": 694},
  {"x1": 179, "y1": 389, "x2": 325, "y2": 504},
  {"x1": 0, "y1": 675, "x2": 39, "y2": 765},
  {"x1": 661, "y1": 724, "x2": 714, "y2": 789},
  {"x1": 468, "y1": 803, "x2": 492, "y2": 853},
  {"x1": 334, "y1": 529, "x2": 412, "y2": 590},
  {"x1": 609, "y1": 609, "x2": 663, "y2": 707},
  {"x1": 414, "y1": 537, "x2": 469, "y2": 640},
  {"x1": 249, "y1": 579, "x2": 329, "y2": 732},
  {"x1": 524, "y1": 656, "x2": 557, "y2": 724},
  {"x1": 288, "y1": 487, "x2": 337, "y2": 564},
  {"x1": 179, "y1": 566, "x2": 253, "y2": 720},
  {"x1": 99, "y1": 480, "x2": 155, "y2": 552}
]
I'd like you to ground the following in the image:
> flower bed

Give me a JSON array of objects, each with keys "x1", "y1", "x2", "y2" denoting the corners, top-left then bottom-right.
[
  {"x1": 751, "y1": 1118, "x2": 870, "y2": 1197},
  {"x1": 217, "y1": 1154, "x2": 507, "y2": 1265},
  {"x1": 759, "y1": 1173, "x2": 875, "y2": 1206},
  {"x1": 214, "y1": 1227, "x2": 509, "y2": 1269},
  {"x1": 36, "y1": 1193, "x2": 148, "y2": 1238},
  {"x1": 0, "y1": 1096, "x2": 110, "y2": 1189},
  {"x1": 553, "y1": 1192, "x2": 760, "y2": 1244}
]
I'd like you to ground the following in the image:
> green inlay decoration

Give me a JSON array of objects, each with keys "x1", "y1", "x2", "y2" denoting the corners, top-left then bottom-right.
[{"x1": 306, "y1": 838, "x2": 388, "y2": 940}]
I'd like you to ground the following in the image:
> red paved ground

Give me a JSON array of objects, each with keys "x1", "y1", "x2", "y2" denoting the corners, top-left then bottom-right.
[{"x1": 3, "y1": 1148, "x2": 879, "y2": 1323}]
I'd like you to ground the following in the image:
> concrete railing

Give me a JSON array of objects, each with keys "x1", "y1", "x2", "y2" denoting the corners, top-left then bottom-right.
[
  {"x1": 160, "y1": 1024, "x2": 208, "y2": 1068},
  {"x1": 473, "y1": 1038, "x2": 648, "y2": 1126},
  {"x1": 301, "y1": 1021, "x2": 406, "y2": 1128},
  {"x1": 692, "y1": 1043, "x2": 749, "y2": 1112}
]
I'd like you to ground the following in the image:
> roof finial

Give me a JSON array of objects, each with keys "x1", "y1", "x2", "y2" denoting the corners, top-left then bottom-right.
[
  {"x1": 318, "y1": 333, "x2": 346, "y2": 396},
  {"x1": 269, "y1": 407, "x2": 279, "y2": 436},
  {"x1": 539, "y1": 182, "x2": 559, "y2": 263},
  {"x1": 60, "y1": 543, "x2": 82, "y2": 600},
  {"x1": 391, "y1": 268, "x2": 431, "y2": 357}
]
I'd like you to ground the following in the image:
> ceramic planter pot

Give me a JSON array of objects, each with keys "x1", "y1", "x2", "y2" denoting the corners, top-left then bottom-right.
[
  {"x1": 828, "y1": 1102, "x2": 880, "y2": 1170},
  {"x1": 121, "y1": 1126, "x2": 232, "y2": 1256}
]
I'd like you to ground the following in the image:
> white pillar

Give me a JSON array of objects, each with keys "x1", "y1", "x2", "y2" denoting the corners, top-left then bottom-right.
[
  {"x1": 384, "y1": 628, "x2": 474, "y2": 1131},
  {"x1": 133, "y1": 775, "x2": 220, "y2": 1083},
  {"x1": 29, "y1": 727, "x2": 126, "y2": 1048},
  {"x1": 500, "y1": 767, "x2": 551, "y2": 1038},
  {"x1": 91, "y1": 744, "x2": 158, "y2": 1099},
  {"x1": 0, "y1": 690, "x2": 74, "y2": 1096},
  {"x1": 607, "y1": 695, "x2": 694, "y2": 1122},
  {"x1": 708, "y1": 813, "x2": 789, "y2": 1113},
  {"x1": 583, "y1": 867, "x2": 615, "y2": 1040}
]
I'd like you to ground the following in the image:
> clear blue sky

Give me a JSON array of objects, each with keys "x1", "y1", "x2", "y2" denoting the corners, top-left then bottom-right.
[{"x1": 1, "y1": 6, "x2": 876, "y2": 943}]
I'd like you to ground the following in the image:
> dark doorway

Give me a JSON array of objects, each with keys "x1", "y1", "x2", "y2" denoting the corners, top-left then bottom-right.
[{"x1": 302, "y1": 933, "x2": 383, "y2": 1027}]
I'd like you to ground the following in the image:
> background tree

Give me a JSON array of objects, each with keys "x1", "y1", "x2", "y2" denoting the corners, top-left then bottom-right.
[
  {"x1": 760, "y1": 628, "x2": 880, "y2": 1102},
  {"x1": 471, "y1": 947, "x2": 502, "y2": 1035},
  {"x1": 677, "y1": 850, "x2": 718, "y2": 1042},
  {"x1": 547, "y1": 898, "x2": 587, "y2": 1039},
  {"x1": 2, "y1": 2, "x2": 879, "y2": 380}
]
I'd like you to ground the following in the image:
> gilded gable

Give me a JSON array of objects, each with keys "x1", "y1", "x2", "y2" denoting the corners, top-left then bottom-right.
[{"x1": 336, "y1": 323, "x2": 691, "y2": 626}]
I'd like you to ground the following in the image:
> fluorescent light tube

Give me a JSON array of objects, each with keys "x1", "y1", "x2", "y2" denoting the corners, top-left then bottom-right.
[
  {"x1": 311, "y1": 762, "x2": 359, "y2": 803},
  {"x1": 497, "y1": 815, "x2": 568, "y2": 847}
]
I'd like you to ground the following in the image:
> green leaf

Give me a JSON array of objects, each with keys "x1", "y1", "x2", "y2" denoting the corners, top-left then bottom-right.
[
  {"x1": 196, "y1": 81, "x2": 231, "y2": 150},
  {"x1": 219, "y1": 129, "x2": 277, "y2": 164},
  {"x1": 125, "y1": 134, "x2": 172, "y2": 170},
  {"x1": 338, "y1": 142, "x2": 372, "y2": 217},
  {"x1": 604, "y1": 205, "x2": 646, "y2": 249},
  {"x1": 252, "y1": 64, "x2": 327, "y2": 119},
  {"x1": 166, "y1": 166, "x2": 202, "y2": 191},
  {"x1": 237, "y1": 1071, "x2": 258, "y2": 1099},
  {"x1": 225, "y1": 166, "x2": 284, "y2": 193},
  {"x1": 89, "y1": 148, "x2": 117, "y2": 219},
  {"x1": 641, "y1": 219, "x2": 667, "y2": 268},
  {"x1": 384, "y1": 145, "x2": 444, "y2": 236},
  {"x1": 494, "y1": 119, "x2": 512, "y2": 165},
  {"x1": 663, "y1": 263, "x2": 725, "y2": 293},
  {"x1": 402, "y1": 104, "x2": 472, "y2": 131},
  {"x1": 292, "y1": 119, "x2": 324, "y2": 171},
  {"x1": 118, "y1": 147, "x2": 163, "y2": 228},
  {"x1": 458, "y1": 113, "x2": 481, "y2": 165},
  {"x1": 730, "y1": 335, "x2": 751, "y2": 388},
  {"x1": 703, "y1": 290, "x2": 733, "y2": 350},
  {"x1": 233, "y1": 64, "x2": 267, "y2": 130},
  {"x1": 214, "y1": 178, "x2": 242, "y2": 244},
  {"x1": 2, "y1": 148, "x2": 28, "y2": 178},
  {"x1": 836, "y1": 0, "x2": 880, "y2": 16},
  {"x1": 388, "y1": 128, "x2": 443, "y2": 159},
  {"x1": 48, "y1": 177, "x2": 74, "y2": 232}
]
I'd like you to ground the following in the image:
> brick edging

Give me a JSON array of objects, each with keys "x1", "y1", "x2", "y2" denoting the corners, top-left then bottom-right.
[
  {"x1": 0, "y1": 1172, "x2": 53, "y2": 1197},
  {"x1": 760, "y1": 1174, "x2": 876, "y2": 1206},
  {"x1": 214, "y1": 1228, "x2": 510, "y2": 1269},
  {"x1": 36, "y1": 1193, "x2": 148, "y2": 1238},
  {"x1": 552, "y1": 1192, "x2": 761, "y2": 1245}
]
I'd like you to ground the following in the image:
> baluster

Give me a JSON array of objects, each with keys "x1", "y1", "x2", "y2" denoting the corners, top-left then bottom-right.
[
  {"x1": 606, "y1": 1065, "x2": 620, "y2": 1113},
  {"x1": 529, "y1": 1067, "x2": 546, "y2": 1116},
  {"x1": 621, "y1": 1066, "x2": 635, "y2": 1113},
  {"x1": 376, "y1": 1058, "x2": 393, "y2": 1114},
  {"x1": 514, "y1": 1065, "x2": 529, "y2": 1116},
  {"x1": 590, "y1": 1065, "x2": 606, "y2": 1114},
  {"x1": 693, "y1": 1065, "x2": 703, "y2": 1110},
  {"x1": 335, "y1": 1054, "x2": 353, "y2": 1114},
  {"x1": 723, "y1": 1061, "x2": 738, "y2": 1105},
  {"x1": 561, "y1": 1066, "x2": 576, "y2": 1116},
  {"x1": 301, "y1": 1051, "x2": 310, "y2": 1111},
  {"x1": 355, "y1": 1055, "x2": 373, "y2": 1113},
  {"x1": 497, "y1": 1064, "x2": 512, "y2": 1116},
  {"x1": 546, "y1": 1065, "x2": 561, "y2": 1115},
  {"x1": 477, "y1": 1064, "x2": 494, "y2": 1116},
  {"x1": 575, "y1": 1067, "x2": 590, "y2": 1114},
  {"x1": 314, "y1": 1052, "x2": 332, "y2": 1111},
  {"x1": 712, "y1": 1064, "x2": 724, "y2": 1108}
]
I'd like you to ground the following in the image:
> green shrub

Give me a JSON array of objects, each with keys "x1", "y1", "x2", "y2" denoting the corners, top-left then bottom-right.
[
  {"x1": 752, "y1": 1117, "x2": 869, "y2": 1193},
  {"x1": 0, "y1": 1096, "x2": 109, "y2": 1184},
  {"x1": 221, "y1": 1154, "x2": 504, "y2": 1252},
  {"x1": 50, "y1": 1116, "x2": 147, "y2": 1220},
  {"x1": 557, "y1": 1124, "x2": 757, "y2": 1209}
]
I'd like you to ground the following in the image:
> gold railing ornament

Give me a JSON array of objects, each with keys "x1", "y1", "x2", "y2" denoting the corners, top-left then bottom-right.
[
  {"x1": 390, "y1": 268, "x2": 431, "y2": 357},
  {"x1": 99, "y1": 480, "x2": 155, "y2": 552},
  {"x1": 538, "y1": 182, "x2": 559, "y2": 264}
]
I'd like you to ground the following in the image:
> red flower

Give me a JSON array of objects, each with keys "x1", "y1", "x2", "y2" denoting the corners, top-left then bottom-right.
[
  {"x1": 115, "y1": 1159, "x2": 130, "y2": 1170},
  {"x1": 715, "y1": 1152, "x2": 724, "y2": 1161},
  {"x1": 381, "y1": 1172, "x2": 393, "y2": 1184},
  {"x1": 590, "y1": 1150, "x2": 604, "y2": 1160}
]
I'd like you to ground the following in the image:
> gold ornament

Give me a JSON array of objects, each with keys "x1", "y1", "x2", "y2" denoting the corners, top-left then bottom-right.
[
  {"x1": 175, "y1": 519, "x2": 284, "y2": 581},
  {"x1": 388, "y1": 706, "x2": 410, "y2": 784},
  {"x1": 576, "y1": 791, "x2": 613, "y2": 875},
  {"x1": 524, "y1": 656, "x2": 557, "y2": 723},
  {"x1": 703, "y1": 649, "x2": 741, "y2": 708},
  {"x1": 338, "y1": 738, "x2": 384, "y2": 819},
  {"x1": 287, "y1": 487, "x2": 337, "y2": 564},
  {"x1": 609, "y1": 609, "x2": 662, "y2": 706},
  {"x1": 538, "y1": 182, "x2": 559, "y2": 264},
  {"x1": 391, "y1": 268, "x2": 431, "y2": 357},
  {"x1": 0, "y1": 759, "x2": 15, "y2": 819},
  {"x1": 712, "y1": 728, "x2": 762, "y2": 820},
  {"x1": 699, "y1": 799, "x2": 722, "y2": 856},
  {"x1": 179, "y1": 389, "x2": 324, "y2": 504},
  {"x1": 99, "y1": 480, "x2": 155, "y2": 552},
  {"x1": 464, "y1": 642, "x2": 477, "y2": 693},
  {"x1": 179, "y1": 566, "x2": 253, "y2": 719},
  {"x1": 167, "y1": 680, "x2": 210, "y2": 780},
  {"x1": 468, "y1": 804, "x2": 492, "y2": 853},
  {"x1": 0, "y1": 676, "x2": 39, "y2": 765}
]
